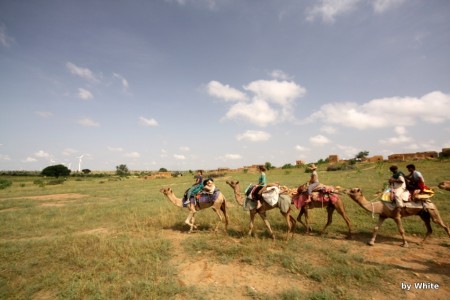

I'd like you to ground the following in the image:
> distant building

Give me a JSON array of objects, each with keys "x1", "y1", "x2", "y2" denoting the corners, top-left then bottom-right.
[
  {"x1": 388, "y1": 151, "x2": 438, "y2": 161},
  {"x1": 295, "y1": 160, "x2": 305, "y2": 166},
  {"x1": 328, "y1": 155, "x2": 339, "y2": 163},
  {"x1": 364, "y1": 155, "x2": 384, "y2": 162}
]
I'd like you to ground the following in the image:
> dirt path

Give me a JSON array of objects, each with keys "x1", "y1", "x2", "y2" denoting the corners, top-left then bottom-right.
[{"x1": 162, "y1": 229, "x2": 450, "y2": 299}]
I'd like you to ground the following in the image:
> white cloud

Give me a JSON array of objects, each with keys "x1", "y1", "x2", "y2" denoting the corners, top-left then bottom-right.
[
  {"x1": 125, "y1": 152, "x2": 141, "y2": 158},
  {"x1": 225, "y1": 100, "x2": 278, "y2": 127},
  {"x1": 35, "y1": 150, "x2": 50, "y2": 158},
  {"x1": 379, "y1": 135, "x2": 412, "y2": 145},
  {"x1": 62, "y1": 148, "x2": 78, "y2": 156},
  {"x1": 295, "y1": 145, "x2": 309, "y2": 151},
  {"x1": 165, "y1": 0, "x2": 218, "y2": 10},
  {"x1": 269, "y1": 70, "x2": 292, "y2": 80},
  {"x1": 0, "y1": 154, "x2": 11, "y2": 161},
  {"x1": 320, "y1": 125, "x2": 337, "y2": 134},
  {"x1": 243, "y1": 80, "x2": 306, "y2": 107},
  {"x1": 236, "y1": 130, "x2": 271, "y2": 142},
  {"x1": 216, "y1": 79, "x2": 306, "y2": 127},
  {"x1": 306, "y1": 0, "x2": 360, "y2": 23},
  {"x1": 139, "y1": 116, "x2": 158, "y2": 127},
  {"x1": 23, "y1": 157, "x2": 37, "y2": 163},
  {"x1": 309, "y1": 134, "x2": 331, "y2": 145},
  {"x1": 113, "y1": 73, "x2": 130, "y2": 91},
  {"x1": 107, "y1": 146, "x2": 124, "y2": 152},
  {"x1": 35, "y1": 111, "x2": 53, "y2": 118},
  {"x1": 179, "y1": 146, "x2": 190, "y2": 152},
  {"x1": 160, "y1": 149, "x2": 168, "y2": 158},
  {"x1": 336, "y1": 144, "x2": 359, "y2": 159},
  {"x1": 207, "y1": 80, "x2": 247, "y2": 102},
  {"x1": 372, "y1": 0, "x2": 405, "y2": 14},
  {"x1": 174, "y1": 154, "x2": 186, "y2": 160},
  {"x1": 307, "y1": 91, "x2": 450, "y2": 130},
  {"x1": 394, "y1": 126, "x2": 406, "y2": 135},
  {"x1": 0, "y1": 24, "x2": 14, "y2": 47},
  {"x1": 225, "y1": 153, "x2": 242, "y2": 160},
  {"x1": 78, "y1": 88, "x2": 93, "y2": 100},
  {"x1": 77, "y1": 118, "x2": 100, "y2": 127},
  {"x1": 66, "y1": 62, "x2": 100, "y2": 83}
]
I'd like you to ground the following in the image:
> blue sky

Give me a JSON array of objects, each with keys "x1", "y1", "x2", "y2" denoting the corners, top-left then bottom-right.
[{"x1": 1, "y1": 0, "x2": 449, "y2": 172}]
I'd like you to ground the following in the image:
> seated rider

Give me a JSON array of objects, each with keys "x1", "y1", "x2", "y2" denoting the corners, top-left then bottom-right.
[
  {"x1": 405, "y1": 164, "x2": 429, "y2": 197},
  {"x1": 201, "y1": 178, "x2": 216, "y2": 194},
  {"x1": 389, "y1": 165, "x2": 408, "y2": 218},
  {"x1": 253, "y1": 165, "x2": 266, "y2": 209},
  {"x1": 305, "y1": 164, "x2": 319, "y2": 204},
  {"x1": 186, "y1": 170, "x2": 203, "y2": 211}
]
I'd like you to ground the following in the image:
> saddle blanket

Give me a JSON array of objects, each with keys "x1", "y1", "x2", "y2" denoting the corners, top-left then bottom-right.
[
  {"x1": 293, "y1": 190, "x2": 339, "y2": 209},
  {"x1": 382, "y1": 200, "x2": 436, "y2": 210},
  {"x1": 183, "y1": 191, "x2": 220, "y2": 207}
]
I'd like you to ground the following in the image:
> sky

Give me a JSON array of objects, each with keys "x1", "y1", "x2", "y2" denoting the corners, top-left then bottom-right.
[{"x1": 1, "y1": 0, "x2": 450, "y2": 172}]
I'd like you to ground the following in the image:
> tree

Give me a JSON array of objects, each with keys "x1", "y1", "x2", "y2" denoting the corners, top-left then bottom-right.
[
  {"x1": 116, "y1": 164, "x2": 130, "y2": 177},
  {"x1": 159, "y1": 167, "x2": 168, "y2": 172},
  {"x1": 281, "y1": 163, "x2": 294, "y2": 169},
  {"x1": 82, "y1": 169, "x2": 91, "y2": 174},
  {"x1": 41, "y1": 164, "x2": 71, "y2": 178},
  {"x1": 265, "y1": 162, "x2": 273, "y2": 170},
  {"x1": 355, "y1": 151, "x2": 369, "y2": 160}
]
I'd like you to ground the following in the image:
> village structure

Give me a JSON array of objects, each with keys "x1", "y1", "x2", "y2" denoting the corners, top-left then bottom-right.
[{"x1": 144, "y1": 148, "x2": 449, "y2": 178}]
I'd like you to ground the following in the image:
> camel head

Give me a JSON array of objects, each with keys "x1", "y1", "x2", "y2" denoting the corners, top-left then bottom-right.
[
  {"x1": 345, "y1": 188, "x2": 363, "y2": 202},
  {"x1": 160, "y1": 187, "x2": 173, "y2": 196},
  {"x1": 225, "y1": 180, "x2": 239, "y2": 189},
  {"x1": 438, "y1": 181, "x2": 450, "y2": 191}
]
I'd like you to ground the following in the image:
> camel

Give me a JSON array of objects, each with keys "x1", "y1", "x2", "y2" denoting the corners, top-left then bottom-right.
[
  {"x1": 346, "y1": 188, "x2": 450, "y2": 247},
  {"x1": 225, "y1": 180, "x2": 296, "y2": 240},
  {"x1": 438, "y1": 181, "x2": 450, "y2": 191},
  {"x1": 160, "y1": 187, "x2": 229, "y2": 234},
  {"x1": 294, "y1": 183, "x2": 352, "y2": 239}
]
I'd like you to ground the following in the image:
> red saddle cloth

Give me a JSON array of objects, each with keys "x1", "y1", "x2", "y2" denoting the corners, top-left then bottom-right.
[{"x1": 293, "y1": 189, "x2": 339, "y2": 209}]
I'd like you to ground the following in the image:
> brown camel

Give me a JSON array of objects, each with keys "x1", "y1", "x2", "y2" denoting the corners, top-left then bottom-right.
[
  {"x1": 160, "y1": 187, "x2": 228, "y2": 234},
  {"x1": 346, "y1": 188, "x2": 450, "y2": 247},
  {"x1": 295, "y1": 183, "x2": 352, "y2": 239},
  {"x1": 438, "y1": 181, "x2": 450, "y2": 191},
  {"x1": 225, "y1": 180, "x2": 296, "y2": 240}
]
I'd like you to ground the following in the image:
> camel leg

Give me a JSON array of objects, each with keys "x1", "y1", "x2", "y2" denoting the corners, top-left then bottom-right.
[
  {"x1": 289, "y1": 214, "x2": 297, "y2": 239},
  {"x1": 220, "y1": 202, "x2": 229, "y2": 234},
  {"x1": 429, "y1": 210, "x2": 450, "y2": 237},
  {"x1": 185, "y1": 211, "x2": 196, "y2": 233},
  {"x1": 392, "y1": 217, "x2": 408, "y2": 247},
  {"x1": 368, "y1": 216, "x2": 386, "y2": 246},
  {"x1": 211, "y1": 207, "x2": 223, "y2": 233},
  {"x1": 303, "y1": 207, "x2": 313, "y2": 235},
  {"x1": 259, "y1": 211, "x2": 275, "y2": 240},
  {"x1": 418, "y1": 212, "x2": 433, "y2": 245},
  {"x1": 335, "y1": 205, "x2": 353, "y2": 239},
  {"x1": 320, "y1": 206, "x2": 334, "y2": 236},
  {"x1": 296, "y1": 208, "x2": 307, "y2": 229},
  {"x1": 282, "y1": 211, "x2": 296, "y2": 241},
  {"x1": 248, "y1": 210, "x2": 257, "y2": 237}
]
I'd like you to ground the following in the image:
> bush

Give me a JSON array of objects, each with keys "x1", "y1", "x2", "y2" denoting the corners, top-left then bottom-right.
[
  {"x1": 41, "y1": 164, "x2": 71, "y2": 178},
  {"x1": 326, "y1": 164, "x2": 356, "y2": 171},
  {"x1": 0, "y1": 179, "x2": 12, "y2": 189}
]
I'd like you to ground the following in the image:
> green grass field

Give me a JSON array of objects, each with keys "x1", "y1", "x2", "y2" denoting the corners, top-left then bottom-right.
[{"x1": 1, "y1": 160, "x2": 449, "y2": 299}]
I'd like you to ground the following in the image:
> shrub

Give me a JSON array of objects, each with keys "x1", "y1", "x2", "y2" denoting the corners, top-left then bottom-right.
[
  {"x1": 327, "y1": 164, "x2": 356, "y2": 171},
  {"x1": 41, "y1": 164, "x2": 71, "y2": 178},
  {"x1": 0, "y1": 179, "x2": 12, "y2": 189}
]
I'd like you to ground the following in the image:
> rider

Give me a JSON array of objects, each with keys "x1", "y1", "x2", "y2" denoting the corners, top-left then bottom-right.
[
  {"x1": 389, "y1": 165, "x2": 408, "y2": 219},
  {"x1": 305, "y1": 164, "x2": 319, "y2": 204},
  {"x1": 253, "y1": 165, "x2": 267, "y2": 209},
  {"x1": 405, "y1": 164, "x2": 429, "y2": 197}
]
